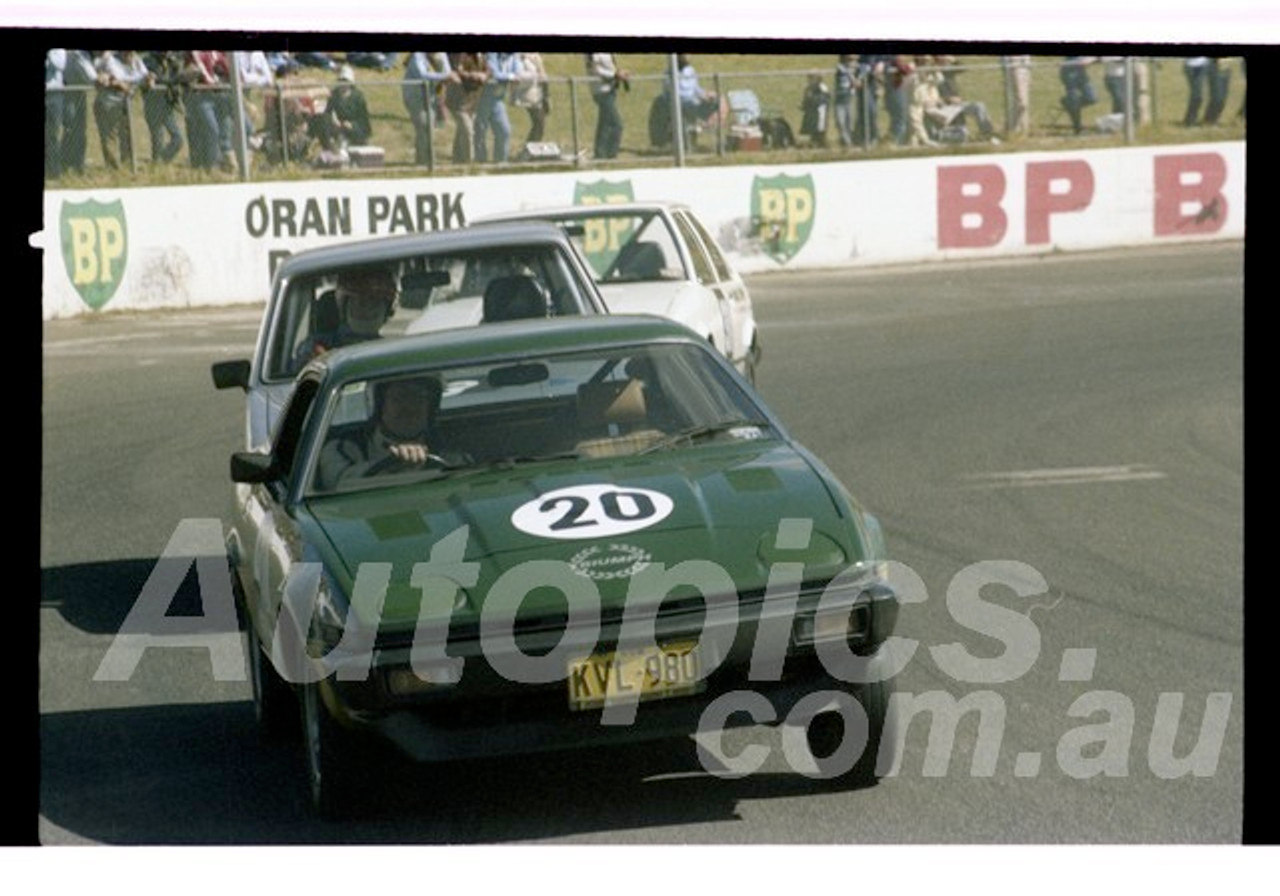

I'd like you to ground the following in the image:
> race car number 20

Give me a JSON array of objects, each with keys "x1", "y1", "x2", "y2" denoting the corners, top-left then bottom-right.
[{"x1": 511, "y1": 484, "x2": 674, "y2": 539}]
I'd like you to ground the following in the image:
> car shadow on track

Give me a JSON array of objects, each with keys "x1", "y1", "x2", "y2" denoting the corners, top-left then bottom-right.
[
  {"x1": 39, "y1": 699, "x2": 879, "y2": 845},
  {"x1": 42, "y1": 558, "x2": 235, "y2": 636}
]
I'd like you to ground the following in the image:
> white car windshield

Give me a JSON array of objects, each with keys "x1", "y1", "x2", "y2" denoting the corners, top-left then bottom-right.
[{"x1": 264, "y1": 243, "x2": 595, "y2": 382}]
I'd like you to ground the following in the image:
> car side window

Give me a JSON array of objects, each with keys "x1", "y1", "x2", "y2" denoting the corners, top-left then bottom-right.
[
  {"x1": 271, "y1": 377, "x2": 321, "y2": 491},
  {"x1": 682, "y1": 211, "x2": 735, "y2": 283},
  {"x1": 672, "y1": 212, "x2": 717, "y2": 285}
]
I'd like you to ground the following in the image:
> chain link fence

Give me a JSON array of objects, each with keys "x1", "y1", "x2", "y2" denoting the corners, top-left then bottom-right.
[{"x1": 44, "y1": 55, "x2": 1245, "y2": 184}]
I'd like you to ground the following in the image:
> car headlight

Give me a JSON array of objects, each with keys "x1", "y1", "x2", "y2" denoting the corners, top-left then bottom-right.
[{"x1": 792, "y1": 560, "x2": 891, "y2": 649}]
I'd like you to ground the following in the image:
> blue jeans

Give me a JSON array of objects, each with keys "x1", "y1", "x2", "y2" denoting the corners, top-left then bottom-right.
[{"x1": 474, "y1": 89, "x2": 511, "y2": 163}]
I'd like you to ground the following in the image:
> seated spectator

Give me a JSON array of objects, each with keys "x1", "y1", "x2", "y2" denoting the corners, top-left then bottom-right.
[
  {"x1": 915, "y1": 56, "x2": 999, "y2": 143},
  {"x1": 346, "y1": 52, "x2": 399, "y2": 70},
  {"x1": 670, "y1": 53, "x2": 720, "y2": 129},
  {"x1": 295, "y1": 51, "x2": 339, "y2": 72},
  {"x1": 312, "y1": 65, "x2": 372, "y2": 151}
]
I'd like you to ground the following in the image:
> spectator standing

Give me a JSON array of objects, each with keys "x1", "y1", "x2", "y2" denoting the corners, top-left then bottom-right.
[
  {"x1": 586, "y1": 52, "x2": 628, "y2": 160},
  {"x1": 799, "y1": 73, "x2": 829, "y2": 147},
  {"x1": 512, "y1": 51, "x2": 550, "y2": 145},
  {"x1": 402, "y1": 52, "x2": 454, "y2": 166},
  {"x1": 475, "y1": 52, "x2": 518, "y2": 163},
  {"x1": 1101, "y1": 56, "x2": 1130, "y2": 117},
  {"x1": 236, "y1": 50, "x2": 275, "y2": 148},
  {"x1": 140, "y1": 51, "x2": 185, "y2": 164},
  {"x1": 93, "y1": 50, "x2": 149, "y2": 170},
  {"x1": 852, "y1": 54, "x2": 886, "y2": 144},
  {"x1": 884, "y1": 55, "x2": 914, "y2": 145},
  {"x1": 445, "y1": 52, "x2": 490, "y2": 163},
  {"x1": 1004, "y1": 54, "x2": 1032, "y2": 137},
  {"x1": 60, "y1": 50, "x2": 98, "y2": 174},
  {"x1": 1058, "y1": 56, "x2": 1097, "y2": 135},
  {"x1": 180, "y1": 51, "x2": 232, "y2": 170},
  {"x1": 45, "y1": 49, "x2": 66, "y2": 177},
  {"x1": 832, "y1": 54, "x2": 857, "y2": 148},
  {"x1": 1183, "y1": 56, "x2": 1232, "y2": 126},
  {"x1": 316, "y1": 65, "x2": 373, "y2": 151}
]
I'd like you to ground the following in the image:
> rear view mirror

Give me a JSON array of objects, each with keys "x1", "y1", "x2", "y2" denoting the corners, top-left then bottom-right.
[
  {"x1": 488, "y1": 363, "x2": 549, "y2": 387},
  {"x1": 399, "y1": 269, "x2": 452, "y2": 310},
  {"x1": 212, "y1": 359, "x2": 250, "y2": 391}
]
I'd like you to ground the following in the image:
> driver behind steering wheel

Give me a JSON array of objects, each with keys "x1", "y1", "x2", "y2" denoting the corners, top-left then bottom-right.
[{"x1": 319, "y1": 375, "x2": 459, "y2": 487}]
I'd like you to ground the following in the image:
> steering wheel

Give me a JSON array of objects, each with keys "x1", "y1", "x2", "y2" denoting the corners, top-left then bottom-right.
[{"x1": 366, "y1": 452, "x2": 450, "y2": 475}]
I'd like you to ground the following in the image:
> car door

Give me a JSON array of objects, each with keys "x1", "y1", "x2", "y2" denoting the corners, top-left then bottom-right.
[
  {"x1": 678, "y1": 209, "x2": 752, "y2": 366},
  {"x1": 670, "y1": 210, "x2": 733, "y2": 358},
  {"x1": 236, "y1": 376, "x2": 323, "y2": 650}
]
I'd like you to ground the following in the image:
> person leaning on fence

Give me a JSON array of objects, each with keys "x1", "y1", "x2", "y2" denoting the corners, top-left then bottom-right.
[
  {"x1": 92, "y1": 50, "x2": 149, "y2": 170},
  {"x1": 401, "y1": 52, "x2": 454, "y2": 166},
  {"x1": 832, "y1": 54, "x2": 857, "y2": 148},
  {"x1": 45, "y1": 50, "x2": 67, "y2": 178},
  {"x1": 180, "y1": 51, "x2": 232, "y2": 171},
  {"x1": 884, "y1": 55, "x2": 915, "y2": 145},
  {"x1": 445, "y1": 53, "x2": 490, "y2": 163},
  {"x1": 1183, "y1": 57, "x2": 1231, "y2": 126},
  {"x1": 475, "y1": 52, "x2": 518, "y2": 163},
  {"x1": 140, "y1": 51, "x2": 185, "y2": 164},
  {"x1": 59, "y1": 50, "x2": 97, "y2": 175},
  {"x1": 1058, "y1": 56, "x2": 1098, "y2": 135},
  {"x1": 586, "y1": 52, "x2": 628, "y2": 160},
  {"x1": 512, "y1": 51, "x2": 550, "y2": 145}
]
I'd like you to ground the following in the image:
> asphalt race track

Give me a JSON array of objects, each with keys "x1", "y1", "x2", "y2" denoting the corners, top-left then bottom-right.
[{"x1": 39, "y1": 241, "x2": 1244, "y2": 845}]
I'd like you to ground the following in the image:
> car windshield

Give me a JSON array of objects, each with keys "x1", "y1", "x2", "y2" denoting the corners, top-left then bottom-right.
[
  {"x1": 305, "y1": 342, "x2": 773, "y2": 495},
  {"x1": 557, "y1": 211, "x2": 686, "y2": 285},
  {"x1": 263, "y1": 242, "x2": 596, "y2": 382}
]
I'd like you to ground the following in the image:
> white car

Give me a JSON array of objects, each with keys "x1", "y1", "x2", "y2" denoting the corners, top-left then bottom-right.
[
  {"x1": 211, "y1": 221, "x2": 607, "y2": 451},
  {"x1": 477, "y1": 202, "x2": 762, "y2": 382}
]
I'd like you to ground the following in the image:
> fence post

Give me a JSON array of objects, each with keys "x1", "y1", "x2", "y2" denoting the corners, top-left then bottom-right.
[
  {"x1": 669, "y1": 54, "x2": 686, "y2": 167},
  {"x1": 713, "y1": 72, "x2": 724, "y2": 156},
  {"x1": 229, "y1": 54, "x2": 250, "y2": 181},
  {"x1": 126, "y1": 91, "x2": 138, "y2": 174},
  {"x1": 1124, "y1": 57, "x2": 1135, "y2": 143},
  {"x1": 421, "y1": 81, "x2": 436, "y2": 173},
  {"x1": 568, "y1": 76, "x2": 580, "y2": 167}
]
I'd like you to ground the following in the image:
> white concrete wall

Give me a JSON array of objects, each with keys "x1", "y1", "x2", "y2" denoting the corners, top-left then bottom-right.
[{"x1": 39, "y1": 141, "x2": 1244, "y2": 319}]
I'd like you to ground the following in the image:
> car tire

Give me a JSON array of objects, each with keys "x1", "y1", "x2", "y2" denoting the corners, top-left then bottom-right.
[
  {"x1": 805, "y1": 671, "x2": 897, "y2": 789},
  {"x1": 300, "y1": 681, "x2": 368, "y2": 819},
  {"x1": 247, "y1": 619, "x2": 297, "y2": 740}
]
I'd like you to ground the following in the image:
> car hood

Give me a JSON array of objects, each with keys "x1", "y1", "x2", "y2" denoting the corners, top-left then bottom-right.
[
  {"x1": 300, "y1": 439, "x2": 870, "y2": 629},
  {"x1": 598, "y1": 282, "x2": 697, "y2": 323}
]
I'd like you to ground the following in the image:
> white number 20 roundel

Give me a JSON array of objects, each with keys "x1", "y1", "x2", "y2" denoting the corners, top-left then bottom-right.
[{"x1": 511, "y1": 484, "x2": 674, "y2": 540}]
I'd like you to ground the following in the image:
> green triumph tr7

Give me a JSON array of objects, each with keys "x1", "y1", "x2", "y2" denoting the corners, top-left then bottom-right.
[{"x1": 224, "y1": 314, "x2": 899, "y2": 817}]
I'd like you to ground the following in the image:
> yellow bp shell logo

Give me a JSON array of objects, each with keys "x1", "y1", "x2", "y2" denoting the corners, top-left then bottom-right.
[
  {"x1": 61, "y1": 198, "x2": 128, "y2": 310},
  {"x1": 751, "y1": 174, "x2": 815, "y2": 264},
  {"x1": 573, "y1": 178, "x2": 634, "y2": 277}
]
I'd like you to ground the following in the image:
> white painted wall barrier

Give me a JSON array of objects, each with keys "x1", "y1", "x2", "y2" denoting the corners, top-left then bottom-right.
[{"x1": 39, "y1": 141, "x2": 1244, "y2": 320}]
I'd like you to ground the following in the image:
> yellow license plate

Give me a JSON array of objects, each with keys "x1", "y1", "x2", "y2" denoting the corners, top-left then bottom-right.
[{"x1": 567, "y1": 642, "x2": 703, "y2": 711}]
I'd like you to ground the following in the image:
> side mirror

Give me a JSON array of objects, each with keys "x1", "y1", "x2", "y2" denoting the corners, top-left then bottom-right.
[
  {"x1": 230, "y1": 451, "x2": 278, "y2": 483},
  {"x1": 212, "y1": 359, "x2": 251, "y2": 391}
]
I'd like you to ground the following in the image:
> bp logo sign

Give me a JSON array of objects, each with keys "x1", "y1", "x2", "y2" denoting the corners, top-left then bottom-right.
[
  {"x1": 61, "y1": 199, "x2": 128, "y2": 310},
  {"x1": 750, "y1": 174, "x2": 815, "y2": 264},
  {"x1": 573, "y1": 179, "x2": 634, "y2": 276}
]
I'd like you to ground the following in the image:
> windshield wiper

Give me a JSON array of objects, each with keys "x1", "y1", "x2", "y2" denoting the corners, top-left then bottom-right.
[{"x1": 639, "y1": 419, "x2": 770, "y2": 455}]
